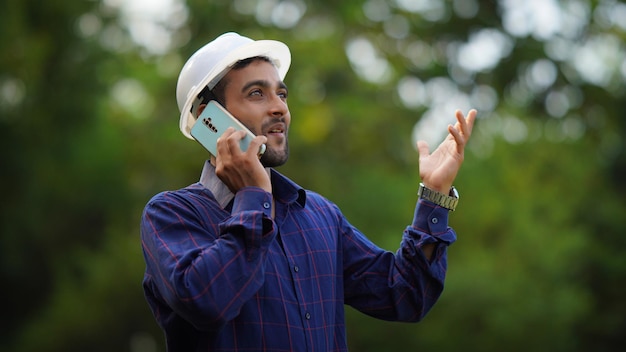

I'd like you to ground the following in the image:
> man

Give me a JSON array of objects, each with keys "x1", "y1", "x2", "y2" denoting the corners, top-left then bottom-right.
[{"x1": 141, "y1": 32, "x2": 477, "y2": 351}]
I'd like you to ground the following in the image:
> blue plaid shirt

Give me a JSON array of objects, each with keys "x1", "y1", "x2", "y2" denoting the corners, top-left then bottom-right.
[{"x1": 141, "y1": 162, "x2": 456, "y2": 351}]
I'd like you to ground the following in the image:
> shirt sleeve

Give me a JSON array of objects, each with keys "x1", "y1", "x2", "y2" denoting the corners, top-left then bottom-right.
[
  {"x1": 140, "y1": 187, "x2": 276, "y2": 331},
  {"x1": 342, "y1": 198, "x2": 456, "y2": 322}
]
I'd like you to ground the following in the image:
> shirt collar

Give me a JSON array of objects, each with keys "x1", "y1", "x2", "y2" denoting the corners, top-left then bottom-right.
[
  {"x1": 199, "y1": 160, "x2": 234, "y2": 208},
  {"x1": 199, "y1": 160, "x2": 306, "y2": 209},
  {"x1": 271, "y1": 167, "x2": 307, "y2": 208}
]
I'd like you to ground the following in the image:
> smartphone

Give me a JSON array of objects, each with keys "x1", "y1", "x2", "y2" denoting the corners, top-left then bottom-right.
[{"x1": 191, "y1": 100, "x2": 266, "y2": 157}]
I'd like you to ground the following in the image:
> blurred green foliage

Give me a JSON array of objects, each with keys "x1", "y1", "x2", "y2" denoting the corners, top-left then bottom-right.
[{"x1": 1, "y1": 0, "x2": 625, "y2": 351}]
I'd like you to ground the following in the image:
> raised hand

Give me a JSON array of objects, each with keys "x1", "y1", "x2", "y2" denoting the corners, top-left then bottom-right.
[
  {"x1": 214, "y1": 127, "x2": 271, "y2": 194},
  {"x1": 416, "y1": 109, "x2": 477, "y2": 193}
]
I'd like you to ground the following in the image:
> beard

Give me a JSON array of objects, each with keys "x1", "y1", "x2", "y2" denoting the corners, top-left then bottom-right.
[
  {"x1": 256, "y1": 117, "x2": 289, "y2": 168},
  {"x1": 260, "y1": 140, "x2": 289, "y2": 167}
]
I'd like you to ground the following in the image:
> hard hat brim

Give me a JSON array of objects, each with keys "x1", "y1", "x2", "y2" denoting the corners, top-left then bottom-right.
[{"x1": 179, "y1": 39, "x2": 291, "y2": 139}]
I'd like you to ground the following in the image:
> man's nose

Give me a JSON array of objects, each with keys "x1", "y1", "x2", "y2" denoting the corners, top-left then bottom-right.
[{"x1": 268, "y1": 95, "x2": 288, "y2": 116}]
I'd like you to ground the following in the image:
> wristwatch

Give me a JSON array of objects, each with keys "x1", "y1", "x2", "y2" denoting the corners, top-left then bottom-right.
[{"x1": 417, "y1": 183, "x2": 459, "y2": 211}]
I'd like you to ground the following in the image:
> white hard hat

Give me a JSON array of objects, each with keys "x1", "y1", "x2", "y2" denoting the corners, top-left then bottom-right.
[{"x1": 176, "y1": 32, "x2": 291, "y2": 139}]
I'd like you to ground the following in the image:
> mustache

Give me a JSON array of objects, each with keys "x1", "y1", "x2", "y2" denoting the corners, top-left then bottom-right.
[{"x1": 261, "y1": 117, "x2": 287, "y2": 131}]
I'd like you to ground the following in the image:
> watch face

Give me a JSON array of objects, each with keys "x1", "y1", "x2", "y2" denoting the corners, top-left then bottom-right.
[{"x1": 450, "y1": 187, "x2": 459, "y2": 199}]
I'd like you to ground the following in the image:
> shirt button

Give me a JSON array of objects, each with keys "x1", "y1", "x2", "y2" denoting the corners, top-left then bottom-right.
[
  {"x1": 431, "y1": 217, "x2": 438, "y2": 224},
  {"x1": 263, "y1": 202, "x2": 271, "y2": 209},
  {"x1": 305, "y1": 312, "x2": 311, "y2": 320},
  {"x1": 293, "y1": 265, "x2": 299, "y2": 273}
]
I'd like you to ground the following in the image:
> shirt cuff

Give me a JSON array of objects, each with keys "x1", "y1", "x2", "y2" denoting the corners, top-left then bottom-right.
[
  {"x1": 226, "y1": 187, "x2": 275, "y2": 262},
  {"x1": 412, "y1": 198, "x2": 456, "y2": 245},
  {"x1": 231, "y1": 187, "x2": 273, "y2": 218}
]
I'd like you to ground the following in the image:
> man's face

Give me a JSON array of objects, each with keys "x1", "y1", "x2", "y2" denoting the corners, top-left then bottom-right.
[{"x1": 221, "y1": 60, "x2": 291, "y2": 167}]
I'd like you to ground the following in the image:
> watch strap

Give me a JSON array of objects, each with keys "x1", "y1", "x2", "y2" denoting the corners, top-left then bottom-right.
[{"x1": 417, "y1": 183, "x2": 459, "y2": 211}]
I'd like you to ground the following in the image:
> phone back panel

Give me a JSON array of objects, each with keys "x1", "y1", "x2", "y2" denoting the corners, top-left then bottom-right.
[{"x1": 190, "y1": 101, "x2": 256, "y2": 156}]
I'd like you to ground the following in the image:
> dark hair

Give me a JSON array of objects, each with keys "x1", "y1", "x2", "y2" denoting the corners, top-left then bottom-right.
[{"x1": 198, "y1": 56, "x2": 273, "y2": 107}]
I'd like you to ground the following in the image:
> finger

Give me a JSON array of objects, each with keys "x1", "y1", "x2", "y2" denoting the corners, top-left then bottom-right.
[
  {"x1": 247, "y1": 135, "x2": 268, "y2": 158},
  {"x1": 454, "y1": 109, "x2": 470, "y2": 135},
  {"x1": 224, "y1": 129, "x2": 248, "y2": 153},
  {"x1": 216, "y1": 127, "x2": 238, "y2": 158},
  {"x1": 462, "y1": 109, "x2": 477, "y2": 131},
  {"x1": 455, "y1": 109, "x2": 477, "y2": 141},
  {"x1": 222, "y1": 127, "x2": 236, "y2": 138},
  {"x1": 216, "y1": 127, "x2": 236, "y2": 146},
  {"x1": 454, "y1": 109, "x2": 465, "y2": 128},
  {"x1": 447, "y1": 124, "x2": 466, "y2": 154},
  {"x1": 465, "y1": 109, "x2": 477, "y2": 137}
]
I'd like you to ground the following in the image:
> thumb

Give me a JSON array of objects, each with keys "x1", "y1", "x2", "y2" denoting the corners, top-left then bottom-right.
[{"x1": 416, "y1": 140, "x2": 430, "y2": 159}]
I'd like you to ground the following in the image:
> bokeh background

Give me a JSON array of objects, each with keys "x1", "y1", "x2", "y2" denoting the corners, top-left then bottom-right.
[{"x1": 2, "y1": 0, "x2": 625, "y2": 351}]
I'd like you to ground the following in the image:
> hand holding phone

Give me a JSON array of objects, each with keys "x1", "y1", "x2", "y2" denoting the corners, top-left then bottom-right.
[{"x1": 191, "y1": 101, "x2": 266, "y2": 157}]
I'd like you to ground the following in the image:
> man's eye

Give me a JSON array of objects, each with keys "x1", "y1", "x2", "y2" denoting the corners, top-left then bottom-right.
[{"x1": 249, "y1": 89, "x2": 262, "y2": 96}]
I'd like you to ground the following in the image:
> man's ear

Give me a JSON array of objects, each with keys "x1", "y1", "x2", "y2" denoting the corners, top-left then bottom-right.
[{"x1": 197, "y1": 103, "x2": 207, "y2": 116}]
